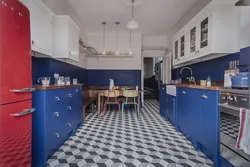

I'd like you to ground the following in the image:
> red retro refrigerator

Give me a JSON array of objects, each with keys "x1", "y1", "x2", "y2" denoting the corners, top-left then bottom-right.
[{"x1": 0, "y1": 0, "x2": 34, "y2": 166}]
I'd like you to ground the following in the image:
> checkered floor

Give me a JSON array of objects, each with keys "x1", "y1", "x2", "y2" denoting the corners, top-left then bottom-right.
[
  {"x1": 220, "y1": 113, "x2": 240, "y2": 139},
  {"x1": 47, "y1": 100, "x2": 213, "y2": 167}
]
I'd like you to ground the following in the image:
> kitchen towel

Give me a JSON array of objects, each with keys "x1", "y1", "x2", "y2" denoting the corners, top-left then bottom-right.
[{"x1": 235, "y1": 108, "x2": 250, "y2": 155}]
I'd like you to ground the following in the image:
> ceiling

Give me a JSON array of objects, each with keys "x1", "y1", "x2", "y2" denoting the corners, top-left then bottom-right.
[{"x1": 62, "y1": 0, "x2": 198, "y2": 35}]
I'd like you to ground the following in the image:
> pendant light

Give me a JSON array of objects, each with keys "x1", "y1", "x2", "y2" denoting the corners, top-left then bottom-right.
[
  {"x1": 116, "y1": 22, "x2": 120, "y2": 55},
  {"x1": 102, "y1": 22, "x2": 106, "y2": 55},
  {"x1": 129, "y1": 29, "x2": 133, "y2": 55},
  {"x1": 127, "y1": 0, "x2": 139, "y2": 29}
]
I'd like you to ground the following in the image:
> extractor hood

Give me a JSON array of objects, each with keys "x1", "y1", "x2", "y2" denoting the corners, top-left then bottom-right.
[{"x1": 235, "y1": 0, "x2": 250, "y2": 6}]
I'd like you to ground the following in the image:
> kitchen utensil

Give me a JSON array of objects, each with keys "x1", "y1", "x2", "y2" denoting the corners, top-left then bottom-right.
[
  {"x1": 73, "y1": 79, "x2": 78, "y2": 85},
  {"x1": 200, "y1": 80, "x2": 207, "y2": 86},
  {"x1": 109, "y1": 79, "x2": 115, "y2": 90},
  {"x1": 37, "y1": 77, "x2": 50, "y2": 86},
  {"x1": 224, "y1": 70, "x2": 235, "y2": 88},
  {"x1": 230, "y1": 72, "x2": 249, "y2": 88},
  {"x1": 65, "y1": 77, "x2": 71, "y2": 85}
]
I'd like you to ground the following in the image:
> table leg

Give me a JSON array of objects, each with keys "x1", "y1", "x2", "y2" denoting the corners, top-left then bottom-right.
[
  {"x1": 98, "y1": 93, "x2": 101, "y2": 119},
  {"x1": 138, "y1": 93, "x2": 141, "y2": 115}
]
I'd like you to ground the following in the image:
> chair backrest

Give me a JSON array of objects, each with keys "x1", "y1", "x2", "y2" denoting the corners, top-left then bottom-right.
[
  {"x1": 104, "y1": 90, "x2": 120, "y2": 97},
  {"x1": 123, "y1": 90, "x2": 138, "y2": 98}
]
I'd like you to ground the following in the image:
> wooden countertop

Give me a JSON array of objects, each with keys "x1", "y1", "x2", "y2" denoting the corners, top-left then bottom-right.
[
  {"x1": 161, "y1": 83, "x2": 223, "y2": 90},
  {"x1": 33, "y1": 84, "x2": 84, "y2": 91}
]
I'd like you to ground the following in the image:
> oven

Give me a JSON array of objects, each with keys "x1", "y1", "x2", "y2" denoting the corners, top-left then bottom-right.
[{"x1": 219, "y1": 89, "x2": 250, "y2": 167}]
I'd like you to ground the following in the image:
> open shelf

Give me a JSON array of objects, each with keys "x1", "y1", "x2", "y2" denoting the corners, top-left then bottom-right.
[{"x1": 86, "y1": 55, "x2": 134, "y2": 59}]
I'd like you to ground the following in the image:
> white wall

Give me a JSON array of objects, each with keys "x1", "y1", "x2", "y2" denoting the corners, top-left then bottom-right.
[
  {"x1": 86, "y1": 33, "x2": 142, "y2": 70},
  {"x1": 142, "y1": 35, "x2": 168, "y2": 48},
  {"x1": 42, "y1": 0, "x2": 88, "y2": 69}
]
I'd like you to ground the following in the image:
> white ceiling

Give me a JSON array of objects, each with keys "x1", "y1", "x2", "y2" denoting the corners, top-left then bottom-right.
[{"x1": 62, "y1": 0, "x2": 198, "y2": 35}]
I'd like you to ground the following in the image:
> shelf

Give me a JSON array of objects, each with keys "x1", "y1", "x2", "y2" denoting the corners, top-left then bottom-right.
[
  {"x1": 201, "y1": 27, "x2": 208, "y2": 32},
  {"x1": 201, "y1": 39, "x2": 208, "y2": 43},
  {"x1": 86, "y1": 55, "x2": 134, "y2": 59}
]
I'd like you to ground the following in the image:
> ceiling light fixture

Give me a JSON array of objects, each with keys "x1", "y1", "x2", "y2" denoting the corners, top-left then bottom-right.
[
  {"x1": 116, "y1": 22, "x2": 120, "y2": 55},
  {"x1": 127, "y1": 0, "x2": 139, "y2": 29},
  {"x1": 102, "y1": 22, "x2": 106, "y2": 55}
]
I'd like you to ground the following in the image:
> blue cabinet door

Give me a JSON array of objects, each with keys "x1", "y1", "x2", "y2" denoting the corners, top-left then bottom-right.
[
  {"x1": 176, "y1": 88, "x2": 190, "y2": 135},
  {"x1": 198, "y1": 90, "x2": 220, "y2": 165},
  {"x1": 166, "y1": 95, "x2": 174, "y2": 124},
  {"x1": 160, "y1": 85, "x2": 167, "y2": 117}
]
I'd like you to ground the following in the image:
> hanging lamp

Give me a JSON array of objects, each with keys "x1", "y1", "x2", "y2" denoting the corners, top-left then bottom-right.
[
  {"x1": 116, "y1": 22, "x2": 120, "y2": 55},
  {"x1": 102, "y1": 22, "x2": 106, "y2": 55},
  {"x1": 127, "y1": 0, "x2": 139, "y2": 29},
  {"x1": 129, "y1": 29, "x2": 133, "y2": 55}
]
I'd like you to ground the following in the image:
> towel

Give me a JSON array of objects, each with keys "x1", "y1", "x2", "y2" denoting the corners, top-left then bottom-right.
[{"x1": 235, "y1": 108, "x2": 250, "y2": 155}]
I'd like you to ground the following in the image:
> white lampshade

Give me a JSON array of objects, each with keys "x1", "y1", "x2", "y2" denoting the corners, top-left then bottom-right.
[{"x1": 127, "y1": 18, "x2": 139, "y2": 29}]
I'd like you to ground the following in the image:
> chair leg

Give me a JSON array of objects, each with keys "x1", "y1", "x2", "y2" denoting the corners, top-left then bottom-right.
[
  {"x1": 118, "y1": 103, "x2": 121, "y2": 112},
  {"x1": 103, "y1": 103, "x2": 107, "y2": 117},
  {"x1": 82, "y1": 107, "x2": 85, "y2": 121},
  {"x1": 91, "y1": 103, "x2": 94, "y2": 114},
  {"x1": 122, "y1": 103, "x2": 125, "y2": 120}
]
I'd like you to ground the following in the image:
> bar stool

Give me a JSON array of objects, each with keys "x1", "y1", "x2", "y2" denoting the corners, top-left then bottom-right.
[
  {"x1": 103, "y1": 90, "x2": 120, "y2": 117},
  {"x1": 122, "y1": 90, "x2": 139, "y2": 119}
]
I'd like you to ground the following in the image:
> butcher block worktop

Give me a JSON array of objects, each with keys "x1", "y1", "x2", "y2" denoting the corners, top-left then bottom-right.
[
  {"x1": 161, "y1": 83, "x2": 223, "y2": 91},
  {"x1": 33, "y1": 84, "x2": 84, "y2": 90}
]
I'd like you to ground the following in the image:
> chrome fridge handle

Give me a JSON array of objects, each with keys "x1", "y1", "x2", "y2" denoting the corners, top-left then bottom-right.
[
  {"x1": 10, "y1": 88, "x2": 35, "y2": 93},
  {"x1": 10, "y1": 108, "x2": 35, "y2": 117}
]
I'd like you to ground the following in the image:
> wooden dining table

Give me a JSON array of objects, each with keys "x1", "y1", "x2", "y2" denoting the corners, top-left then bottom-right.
[{"x1": 92, "y1": 89, "x2": 143, "y2": 119}]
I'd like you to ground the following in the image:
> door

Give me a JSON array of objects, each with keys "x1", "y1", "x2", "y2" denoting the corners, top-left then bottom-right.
[
  {"x1": 68, "y1": 18, "x2": 80, "y2": 62},
  {"x1": 198, "y1": 90, "x2": 220, "y2": 161},
  {"x1": 188, "y1": 25, "x2": 199, "y2": 57},
  {"x1": 0, "y1": 0, "x2": 32, "y2": 105},
  {"x1": 198, "y1": 15, "x2": 211, "y2": 55},
  {"x1": 0, "y1": 100, "x2": 33, "y2": 167}
]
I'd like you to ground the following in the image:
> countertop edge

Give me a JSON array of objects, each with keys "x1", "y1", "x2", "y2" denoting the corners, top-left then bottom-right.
[
  {"x1": 161, "y1": 83, "x2": 222, "y2": 91},
  {"x1": 33, "y1": 84, "x2": 84, "y2": 91}
]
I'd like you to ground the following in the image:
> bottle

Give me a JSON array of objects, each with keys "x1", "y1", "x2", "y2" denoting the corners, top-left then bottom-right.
[
  {"x1": 136, "y1": 85, "x2": 138, "y2": 90},
  {"x1": 206, "y1": 75, "x2": 211, "y2": 87}
]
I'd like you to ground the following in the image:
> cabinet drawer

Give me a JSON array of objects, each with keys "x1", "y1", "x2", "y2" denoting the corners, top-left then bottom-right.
[{"x1": 47, "y1": 89, "x2": 67, "y2": 111}]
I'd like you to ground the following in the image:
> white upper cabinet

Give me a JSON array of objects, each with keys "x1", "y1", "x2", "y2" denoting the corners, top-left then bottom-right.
[
  {"x1": 53, "y1": 16, "x2": 80, "y2": 62},
  {"x1": 20, "y1": 0, "x2": 54, "y2": 56},
  {"x1": 173, "y1": 1, "x2": 240, "y2": 67}
]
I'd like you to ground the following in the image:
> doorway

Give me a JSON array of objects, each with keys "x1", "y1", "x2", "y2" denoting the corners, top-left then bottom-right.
[{"x1": 143, "y1": 57, "x2": 163, "y2": 101}]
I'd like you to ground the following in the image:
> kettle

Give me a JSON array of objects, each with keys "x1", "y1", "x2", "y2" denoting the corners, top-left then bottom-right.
[
  {"x1": 109, "y1": 79, "x2": 115, "y2": 90},
  {"x1": 229, "y1": 72, "x2": 249, "y2": 88}
]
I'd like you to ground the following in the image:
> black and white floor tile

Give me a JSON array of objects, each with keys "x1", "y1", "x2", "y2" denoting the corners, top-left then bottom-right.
[
  {"x1": 220, "y1": 112, "x2": 240, "y2": 139},
  {"x1": 47, "y1": 100, "x2": 213, "y2": 167}
]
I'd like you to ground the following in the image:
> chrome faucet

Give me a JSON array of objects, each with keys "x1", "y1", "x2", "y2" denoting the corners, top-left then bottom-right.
[{"x1": 180, "y1": 67, "x2": 196, "y2": 85}]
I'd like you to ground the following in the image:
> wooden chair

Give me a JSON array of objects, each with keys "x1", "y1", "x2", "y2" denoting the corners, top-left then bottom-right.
[
  {"x1": 103, "y1": 90, "x2": 120, "y2": 117},
  {"x1": 82, "y1": 88, "x2": 97, "y2": 121},
  {"x1": 122, "y1": 90, "x2": 139, "y2": 119}
]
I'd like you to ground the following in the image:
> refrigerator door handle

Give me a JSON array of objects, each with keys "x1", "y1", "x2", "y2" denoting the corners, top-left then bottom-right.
[
  {"x1": 10, "y1": 108, "x2": 36, "y2": 117},
  {"x1": 10, "y1": 88, "x2": 35, "y2": 93}
]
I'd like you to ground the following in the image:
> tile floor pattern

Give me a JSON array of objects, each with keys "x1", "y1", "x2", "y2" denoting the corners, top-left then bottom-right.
[{"x1": 47, "y1": 100, "x2": 214, "y2": 167}]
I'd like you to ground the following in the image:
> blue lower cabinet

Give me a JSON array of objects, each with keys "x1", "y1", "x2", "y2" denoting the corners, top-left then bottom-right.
[
  {"x1": 32, "y1": 86, "x2": 83, "y2": 167},
  {"x1": 176, "y1": 87, "x2": 220, "y2": 167}
]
